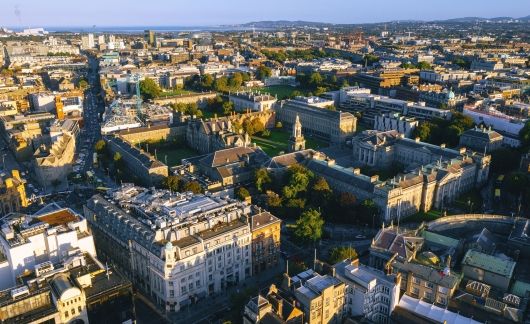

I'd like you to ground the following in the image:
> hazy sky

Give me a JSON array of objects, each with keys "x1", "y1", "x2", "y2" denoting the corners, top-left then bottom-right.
[{"x1": 2, "y1": 0, "x2": 529, "y2": 27}]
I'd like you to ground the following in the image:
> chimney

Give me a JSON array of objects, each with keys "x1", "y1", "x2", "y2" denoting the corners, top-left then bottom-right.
[{"x1": 353, "y1": 168, "x2": 361, "y2": 175}]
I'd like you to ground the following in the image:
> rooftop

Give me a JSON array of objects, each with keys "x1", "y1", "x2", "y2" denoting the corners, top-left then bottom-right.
[{"x1": 462, "y1": 250, "x2": 516, "y2": 278}]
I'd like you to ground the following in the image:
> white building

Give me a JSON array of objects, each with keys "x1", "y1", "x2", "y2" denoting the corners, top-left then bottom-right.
[
  {"x1": 374, "y1": 113, "x2": 418, "y2": 138},
  {"x1": 334, "y1": 260, "x2": 400, "y2": 324},
  {"x1": 419, "y1": 70, "x2": 477, "y2": 83},
  {"x1": 84, "y1": 185, "x2": 259, "y2": 312},
  {"x1": 81, "y1": 33, "x2": 95, "y2": 49},
  {"x1": 229, "y1": 91, "x2": 277, "y2": 112},
  {"x1": 0, "y1": 206, "x2": 97, "y2": 289}
]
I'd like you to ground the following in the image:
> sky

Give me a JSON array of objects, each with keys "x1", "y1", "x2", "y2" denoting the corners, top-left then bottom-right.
[{"x1": 1, "y1": 0, "x2": 530, "y2": 27}]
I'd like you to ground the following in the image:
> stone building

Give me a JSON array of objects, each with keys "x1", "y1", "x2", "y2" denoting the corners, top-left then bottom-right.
[
  {"x1": 84, "y1": 184, "x2": 281, "y2": 313},
  {"x1": 250, "y1": 211, "x2": 281, "y2": 275},
  {"x1": 374, "y1": 113, "x2": 418, "y2": 138},
  {"x1": 186, "y1": 117, "x2": 250, "y2": 155},
  {"x1": 275, "y1": 98, "x2": 356, "y2": 143},
  {"x1": 0, "y1": 170, "x2": 28, "y2": 216},
  {"x1": 32, "y1": 130, "x2": 75, "y2": 188},
  {"x1": 105, "y1": 135, "x2": 168, "y2": 186},
  {"x1": 229, "y1": 91, "x2": 277, "y2": 112},
  {"x1": 304, "y1": 131, "x2": 490, "y2": 222},
  {"x1": 459, "y1": 126, "x2": 503, "y2": 153}
]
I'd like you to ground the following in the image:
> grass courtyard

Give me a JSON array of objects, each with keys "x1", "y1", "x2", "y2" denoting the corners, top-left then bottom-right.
[
  {"x1": 252, "y1": 128, "x2": 328, "y2": 156},
  {"x1": 255, "y1": 85, "x2": 307, "y2": 100},
  {"x1": 142, "y1": 142, "x2": 199, "y2": 166}
]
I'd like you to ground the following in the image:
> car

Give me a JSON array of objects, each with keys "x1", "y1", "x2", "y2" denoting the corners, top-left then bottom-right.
[{"x1": 355, "y1": 234, "x2": 366, "y2": 239}]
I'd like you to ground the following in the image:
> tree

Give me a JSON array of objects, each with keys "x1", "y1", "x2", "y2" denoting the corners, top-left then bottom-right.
[
  {"x1": 256, "y1": 65, "x2": 272, "y2": 80},
  {"x1": 328, "y1": 246, "x2": 358, "y2": 265},
  {"x1": 213, "y1": 76, "x2": 228, "y2": 92},
  {"x1": 294, "y1": 209, "x2": 324, "y2": 242},
  {"x1": 222, "y1": 101, "x2": 234, "y2": 116},
  {"x1": 283, "y1": 165, "x2": 314, "y2": 198},
  {"x1": 255, "y1": 168, "x2": 272, "y2": 192},
  {"x1": 236, "y1": 187, "x2": 250, "y2": 201},
  {"x1": 94, "y1": 140, "x2": 106, "y2": 153},
  {"x1": 78, "y1": 79, "x2": 88, "y2": 90},
  {"x1": 229, "y1": 72, "x2": 243, "y2": 89},
  {"x1": 275, "y1": 121, "x2": 283, "y2": 128},
  {"x1": 309, "y1": 72, "x2": 323, "y2": 88},
  {"x1": 113, "y1": 152, "x2": 122, "y2": 162},
  {"x1": 139, "y1": 78, "x2": 161, "y2": 100},
  {"x1": 201, "y1": 74, "x2": 214, "y2": 89},
  {"x1": 520, "y1": 120, "x2": 530, "y2": 148},
  {"x1": 310, "y1": 177, "x2": 332, "y2": 207},
  {"x1": 416, "y1": 61, "x2": 432, "y2": 70},
  {"x1": 412, "y1": 122, "x2": 432, "y2": 141},
  {"x1": 163, "y1": 175, "x2": 182, "y2": 192},
  {"x1": 183, "y1": 181, "x2": 202, "y2": 194},
  {"x1": 490, "y1": 148, "x2": 521, "y2": 173},
  {"x1": 266, "y1": 191, "x2": 282, "y2": 208}
]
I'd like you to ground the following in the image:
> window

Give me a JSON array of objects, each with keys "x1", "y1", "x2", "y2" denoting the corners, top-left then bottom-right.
[
  {"x1": 412, "y1": 287, "x2": 420, "y2": 296},
  {"x1": 181, "y1": 286, "x2": 187, "y2": 294},
  {"x1": 78, "y1": 306, "x2": 81, "y2": 313},
  {"x1": 64, "y1": 311, "x2": 69, "y2": 318},
  {"x1": 170, "y1": 290, "x2": 174, "y2": 298},
  {"x1": 189, "y1": 283, "x2": 193, "y2": 290},
  {"x1": 412, "y1": 276, "x2": 421, "y2": 285},
  {"x1": 196, "y1": 280, "x2": 201, "y2": 287}
]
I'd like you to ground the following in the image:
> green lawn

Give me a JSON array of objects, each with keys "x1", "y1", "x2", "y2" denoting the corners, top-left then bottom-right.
[
  {"x1": 252, "y1": 128, "x2": 328, "y2": 156},
  {"x1": 402, "y1": 210, "x2": 443, "y2": 223},
  {"x1": 145, "y1": 143, "x2": 199, "y2": 166},
  {"x1": 157, "y1": 89, "x2": 195, "y2": 98},
  {"x1": 255, "y1": 85, "x2": 307, "y2": 100}
]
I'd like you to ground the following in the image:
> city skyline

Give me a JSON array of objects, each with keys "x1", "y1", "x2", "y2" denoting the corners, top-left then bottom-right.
[{"x1": 2, "y1": 0, "x2": 530, "y2": 27}]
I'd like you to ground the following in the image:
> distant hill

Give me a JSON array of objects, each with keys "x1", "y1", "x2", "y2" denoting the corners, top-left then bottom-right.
[{"x1": 237, "y1": 17, "x2": 530, "y2": 28}]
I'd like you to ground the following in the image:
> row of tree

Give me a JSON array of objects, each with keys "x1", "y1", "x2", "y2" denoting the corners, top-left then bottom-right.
[{"x1": 412, "y1": 112, "x2": 475, "y2": 147}]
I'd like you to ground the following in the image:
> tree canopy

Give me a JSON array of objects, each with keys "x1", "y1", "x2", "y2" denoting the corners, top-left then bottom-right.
[
  {"x1": 328, "y1": 246, "x2": 358, "y2": 265},
  {"x1": 294, "y1": 209, "x2": 324, "y2": 242},
  {"x1": 139, "y1": 78, "x2": 161, "y2": 100}
]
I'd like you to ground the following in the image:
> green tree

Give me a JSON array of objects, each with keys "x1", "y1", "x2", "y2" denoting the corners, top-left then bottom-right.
[
  {"x1": 412, "y1": 122, "x2": 432, "y2": 141},
  {"x1": 490, "y1": 148, "x2": 521, "y2": 173},
  {"x1": 78, "y1": 79, "x2": 88, "y2": 90},
  {"x1": 328, "y1": 246, "x2": 358, "y2": 265},
  {"x1": 310, "y1": 176, "x2": 332, "y2": 207},
  {"x1": 94, "y1": 140, "x2": 106, "y2": 153},
  {"x1": 139, "y1": 78, "x2": 161, "y2": 100},
  {"x1": 275, "y1": 121, "x2": 283, "y2": 128},
  {"x1": 213, "y1": 76, "x2": 228, "y2": 92},
  {"x1": 163, "y1": 175, "x2": 182, "y2": 192},
  {"x1": 201, "y1": 74, "x2": 214, "y2": 89},
  {"x1": 520, "y1": 120, "x2": 530, "y2": 148},
  {"x1": 183, "y1": 181, "x2": 202, "y2": 194},
  {"x1": 294, "y1": 209, "x2": 324, "y2": 243},
  {"x1": 113, "y1": 152, "x2": 122, "y2": 162},
  {"x1": 416, "y1": 61, "x2": 432, "y2": 70},
  {"x1": 222, "y1": 101, "x2": 234, "y2": 115},
  {"x1": 236, "y1": 187, "x2": 250, "y2": 201},
  {"x1": 256, "y1": 65, "x2": 272, "y2": 80},
  {"x1": 266, "y1": 191, "x2": 282, "y2": 207},
  {"x1": 255, "y1": 168, "x2": 272, "y2": 192},
  {"x1": 309, "y1": 72, "x2": 323, "y2": 88},
  {"x1": 229, "y1": 72, "x2": 243, "y2": 89}
]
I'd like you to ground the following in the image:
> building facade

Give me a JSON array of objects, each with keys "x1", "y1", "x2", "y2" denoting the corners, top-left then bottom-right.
[{"x1": 84, "y1": 184, "x2": 280, "y2": 312}]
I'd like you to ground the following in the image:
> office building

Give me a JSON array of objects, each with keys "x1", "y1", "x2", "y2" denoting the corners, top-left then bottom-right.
[
  {"x1": 334, "y1": 259, "x2": 400, "y2": 323},
  {"x1": 0, "y1": 206, "x2": 97, "y2": 289},
  {"x1": 84, "y1": 184, "x2": 281, "y2": 312}
]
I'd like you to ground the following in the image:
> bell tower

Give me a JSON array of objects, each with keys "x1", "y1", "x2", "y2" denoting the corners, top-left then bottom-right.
[{"x1": 288, "y1": 115, "x2": 305, "y2": 152}]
